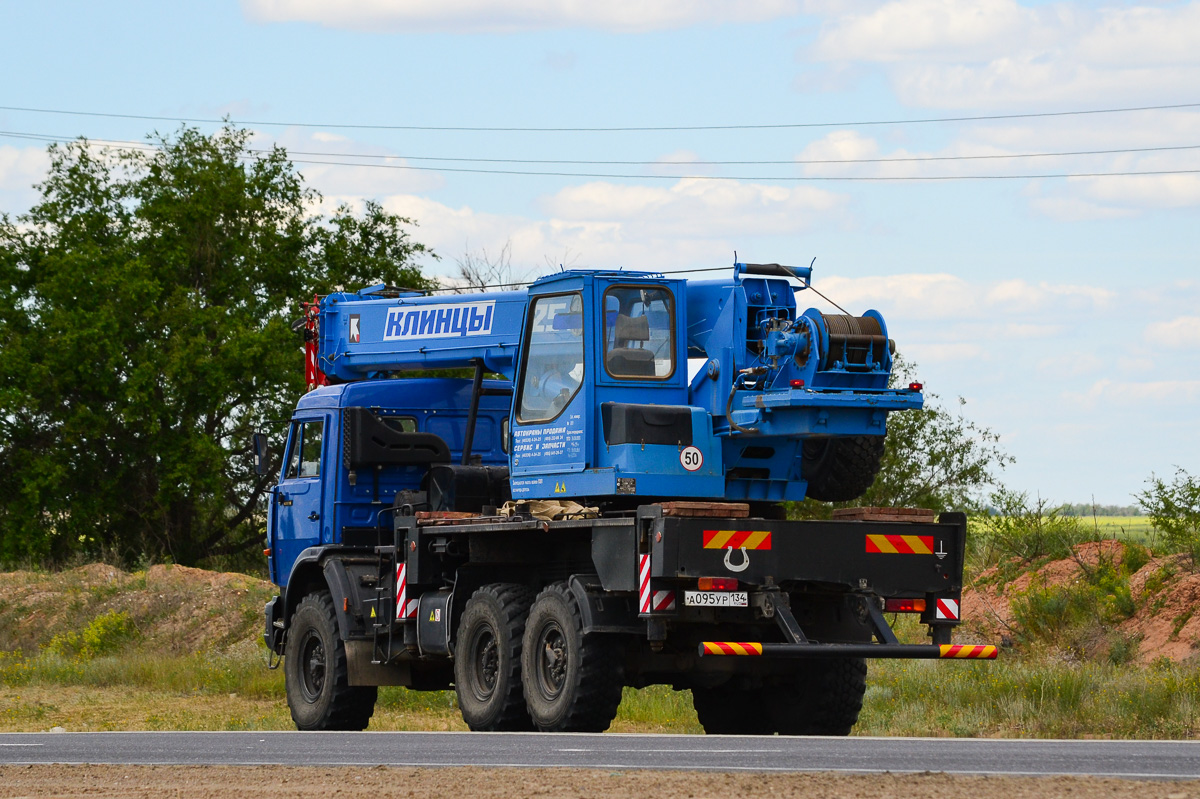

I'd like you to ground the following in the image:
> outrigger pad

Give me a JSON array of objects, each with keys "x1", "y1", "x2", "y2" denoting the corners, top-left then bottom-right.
[{"x1": 342, "y1": 406, "x2": 451, "y2": 469}]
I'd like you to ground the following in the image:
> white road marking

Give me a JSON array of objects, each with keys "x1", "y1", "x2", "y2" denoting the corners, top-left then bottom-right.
[{"x1": 556, "y1": 743, "x2": 782, "y2": 748}]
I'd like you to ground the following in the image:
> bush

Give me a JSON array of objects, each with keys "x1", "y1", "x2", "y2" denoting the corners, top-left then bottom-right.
[
  {"x1": 1008, "y1": 550, "x2": 1141, "y2": 663},
  {"x1": 1137, "y1": 468, "x2": 1200, "y2": 567},
  {"x1": 46, "y1": 610, "x2": 140, "y2": 660},
  {"x1": 974, "y1": 490, "x2": 1092, "y2": 572}
]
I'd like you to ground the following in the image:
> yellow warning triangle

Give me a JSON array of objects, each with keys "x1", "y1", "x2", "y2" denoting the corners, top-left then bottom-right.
[{"x1": 370, "y1": 607, "x2": 376, "y2": 618}]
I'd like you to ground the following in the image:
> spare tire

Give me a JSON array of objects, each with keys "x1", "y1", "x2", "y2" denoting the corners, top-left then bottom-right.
[{"x1": 801, "y1": 435, "x2": 886, "y2": 502}]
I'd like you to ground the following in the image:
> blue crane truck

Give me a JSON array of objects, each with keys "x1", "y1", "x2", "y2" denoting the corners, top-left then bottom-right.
[{"x1": 257, "y1": 262, "x2": 995, "y2": 735}]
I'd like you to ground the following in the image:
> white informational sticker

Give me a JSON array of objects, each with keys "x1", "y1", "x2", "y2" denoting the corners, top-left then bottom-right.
[{"x1": 680, "y1": 445, "x2": 703, "y2": 472}]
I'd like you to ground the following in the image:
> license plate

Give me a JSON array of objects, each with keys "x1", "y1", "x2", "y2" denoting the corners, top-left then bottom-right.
[{"x1": 683, "y1": 590, "x2": 748, "y2": 608}]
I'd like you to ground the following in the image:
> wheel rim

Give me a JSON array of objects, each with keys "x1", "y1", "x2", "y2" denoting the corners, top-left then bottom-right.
[
  {"x1": 467, "y1": 626, "x2": 500, "y2": 702},
  {"x1": 299, "y1": 629, "x2": 326, "y2": 701},
  {"x1": 534, "y1": 620, "x2": 568, "y2": 700}
]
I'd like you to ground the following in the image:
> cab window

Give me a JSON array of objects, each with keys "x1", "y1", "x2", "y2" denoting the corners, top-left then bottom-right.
[
  {"x1": 517, "y1": 293, "x2": 584, "y2": 423},
  {"x1": 603, "y1": 286, "x2": 675, "y2": 379},
  {"x1": 382, "y1": 416, "x2": 417, "y2": 433},
  {"x1": 284, "y1": 420, "x2": 325, "y2": 479}
]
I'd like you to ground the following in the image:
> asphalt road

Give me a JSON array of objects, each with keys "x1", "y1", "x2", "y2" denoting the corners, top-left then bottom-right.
[{"x1": 2, "y1": 732, "x2": 1200, "y2": 779}]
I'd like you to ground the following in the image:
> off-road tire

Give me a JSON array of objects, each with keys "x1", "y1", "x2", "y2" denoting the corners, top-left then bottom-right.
[
  {"x1": 454, "y1": 583, "x2": 536, "y2": 731},
  {"x1": 284, "y1": 591, "x2": 377, "y2": 731},
  {"x1": 802, "y1": 435, "x2": 886, "y2": 502},
  {"x1": 521, "y1": 582, "x2": 624, "y2": 732},
  {"x1": 767, "y1": 657, "x2": 867, "y2": 736},
  {"x1": 691, "y1": 686, "x2": 774, "y2": 735}
]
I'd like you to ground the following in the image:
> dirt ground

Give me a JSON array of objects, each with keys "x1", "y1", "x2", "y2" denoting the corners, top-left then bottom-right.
[
  {"x1": 0, "y1": 766, "x2": 1197, "y2": 799},
  {"x1": 962, "y1": 541, "x2": 1200, "y2": 663}
]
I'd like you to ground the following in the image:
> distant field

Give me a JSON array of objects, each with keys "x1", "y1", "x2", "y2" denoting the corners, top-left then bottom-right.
[{"x1": 1085, "y1": 515, "x2": 1155, "y2": 541}]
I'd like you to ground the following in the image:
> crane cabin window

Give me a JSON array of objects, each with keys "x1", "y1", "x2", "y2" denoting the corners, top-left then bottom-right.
[
  {"x1": 517, "y1": 293, "x2": 584, "y2": 423},
  {"x1": 603, "y1": 286, "x2": 675, "y2": 380}
]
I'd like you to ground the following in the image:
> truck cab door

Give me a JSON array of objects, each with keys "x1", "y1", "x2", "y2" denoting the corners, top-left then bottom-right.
[
  {"x1": 509, "y1": 291, "x2": 589, "y2": 497},
  {"x1": 271, "y1": 416, "x2": 327, "y2": 586}
]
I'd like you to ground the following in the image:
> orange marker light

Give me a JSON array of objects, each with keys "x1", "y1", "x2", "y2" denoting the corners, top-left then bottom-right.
[{"x1": 884, "y1": 598, "x2": 927, "y2": 613}]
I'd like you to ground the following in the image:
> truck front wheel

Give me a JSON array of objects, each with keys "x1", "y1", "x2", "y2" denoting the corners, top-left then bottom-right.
[
  {"x1": 521, "y1": 582, "x2": 623, "y2": 732},
  {"x1": 454, "y1": 583, "x2": 536, "y2": 731},
  {"x1": 284, "y1": 591, "x2": 377, "y2": 730}
]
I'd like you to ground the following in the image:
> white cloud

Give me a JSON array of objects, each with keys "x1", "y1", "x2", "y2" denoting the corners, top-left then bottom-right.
[
  {"x1": 1027, "y1": 195, "x2": 1136, "y2": 222},
  {"x1": 378, "y1": 176, "x2": 847, "y2": 277},
  {"x1": 267, "y1": 130, "x2": 445, "y2": 198},
  {"x1": 818, "y1": 273, "x2": 976, "y2": 318},
  {"x1": 541, "y1": 178, "x2": 845, "y2": 236},
  {"x1": 243, "y1": 0, "x2": 804, "y2": 33},
  {"x1": 795, "y1": 122, "x2": 1200, "y2": 214},
  {"x1": 910, "y1": 341, "x2": 984, "y2": 363},
  {"x1": 1078, "y1": 173, "x2": 1200, "y2": 210},
  {"x1": 1038, "y1": 352, "x2": 1105, "y2": 379},
  {"x1": 817, "y1": 273, "x2": 1115, "y2": 322},
  {"x1": 0, "y1": 145, "x2": 51, "y2": 214},
  {"x1": 810, "y1": 0, "x2": 1200, "y2": 107},
  {"x1": 1068, "y1": 378, "x2": 1200, "y2": 409},
  {"x1": 1145, "y1": 316, "x2": 1200, "y2": 348},
  {"x1": 814, "y1": 0, "x2": 1042, "y2": 64}
]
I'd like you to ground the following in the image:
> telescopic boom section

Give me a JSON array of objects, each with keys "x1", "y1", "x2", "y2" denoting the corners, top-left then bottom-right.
[{"x1": 315, "y1": 286, "x2": 529, "y2": 382}]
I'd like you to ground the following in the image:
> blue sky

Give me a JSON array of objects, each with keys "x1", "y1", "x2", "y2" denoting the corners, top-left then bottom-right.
[{"x1": 2, "y1": 0, "x2": 1198, "y2": 505}]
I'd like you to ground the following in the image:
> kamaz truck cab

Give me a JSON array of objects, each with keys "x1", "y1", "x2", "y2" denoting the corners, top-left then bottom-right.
[{"x1": 267, "y1": 377, "x2": 511, "y2": 588}]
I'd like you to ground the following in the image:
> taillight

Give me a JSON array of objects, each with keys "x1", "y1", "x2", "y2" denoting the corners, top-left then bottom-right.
[
  {"x1": 908, "y1": 382, "x2": 923, "y2": 391},
  {"x1": 698, "y1": 577, "x2": 739, "y2": 591},
  {"x1": 789, "y1": 379, "x2": 805, "y2": 388},
  {"x1": 884, "y1": 598, "x2": 927, "y2": 613}
]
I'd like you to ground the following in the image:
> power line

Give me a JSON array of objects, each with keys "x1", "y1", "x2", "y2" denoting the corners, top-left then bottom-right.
[
  {"x1": 10, "y1": 133, "x2": 1199, "y2": 182},
  {"x1": 278, "y1": 156, "x2": 1200, "y2": 182},
  {"x1": 1, "y1": 102, "x2": 1198, "y2": 133},
  {"x1": 3, "y1": 129, "x2": 1198, "y2": 179},
  {"x1": 295, "y1": 143, "x2": 1200, "y2": 166},
  {"x1": 426, "y1": 265, "x2": 740, "y2": 293}
]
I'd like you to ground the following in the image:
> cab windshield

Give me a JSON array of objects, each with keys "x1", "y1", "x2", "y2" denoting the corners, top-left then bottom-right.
[{"x1": 517, "y1": 293, "x2": 584, "y2": 423}]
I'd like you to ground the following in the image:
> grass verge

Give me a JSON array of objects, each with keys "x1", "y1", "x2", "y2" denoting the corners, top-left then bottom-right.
[{"x1": 4, "y1": 644, "x2": 1199, "y2": 737}]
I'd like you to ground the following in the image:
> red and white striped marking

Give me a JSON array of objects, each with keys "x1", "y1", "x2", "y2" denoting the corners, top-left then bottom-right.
[
  {"x1": 639, "y1": 554, "x2": 652, "y2": 613},
  {"x1": 935, "y1": 598, "x2": 960, "y2": 620},
  {"x1": 652, "y1": 590, "x2": 676, "y2": 612},
  {"x1": 395, "y1": 563, "x2": 418, "y2": 620},
  {"x1": 639, "y1": 554, "x2": 675, "y2": 613}
]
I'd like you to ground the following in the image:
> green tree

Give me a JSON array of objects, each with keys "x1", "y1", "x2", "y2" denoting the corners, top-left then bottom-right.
[
  {"x1": 1137, "y1": 468, "x2": 1200, "y2": 567},
  {"x1": 0, "y1": 126, "x2": 433, "y2": 568},
  {"x1": 792, "y1": 354, "x2": 1012, "y2": 517}
]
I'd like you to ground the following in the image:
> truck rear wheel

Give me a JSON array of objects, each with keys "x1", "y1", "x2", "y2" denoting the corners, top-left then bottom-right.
[
  {"x1": 767, "y1": 657, "x2": 867, "y2": 735},
  {"x1": 801, "y1": 435, "x2": 886, "y2": 502},
  {"x1": 521, "y1": 582, "x2": 624, "y2": 732},
  {"x1": 691, "y1": 686, "x2": 773, "y2": 735},
  {"x1": 284, "y1": 591, "x2": 377, "y2": 731},
  {"x1": 454, "y1": 583, "x2": 536, "y2": 731}
]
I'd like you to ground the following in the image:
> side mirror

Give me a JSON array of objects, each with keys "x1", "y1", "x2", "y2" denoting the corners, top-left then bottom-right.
[{"x1": 252, "y1": 433, "x2": 269, "y2": 476}]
